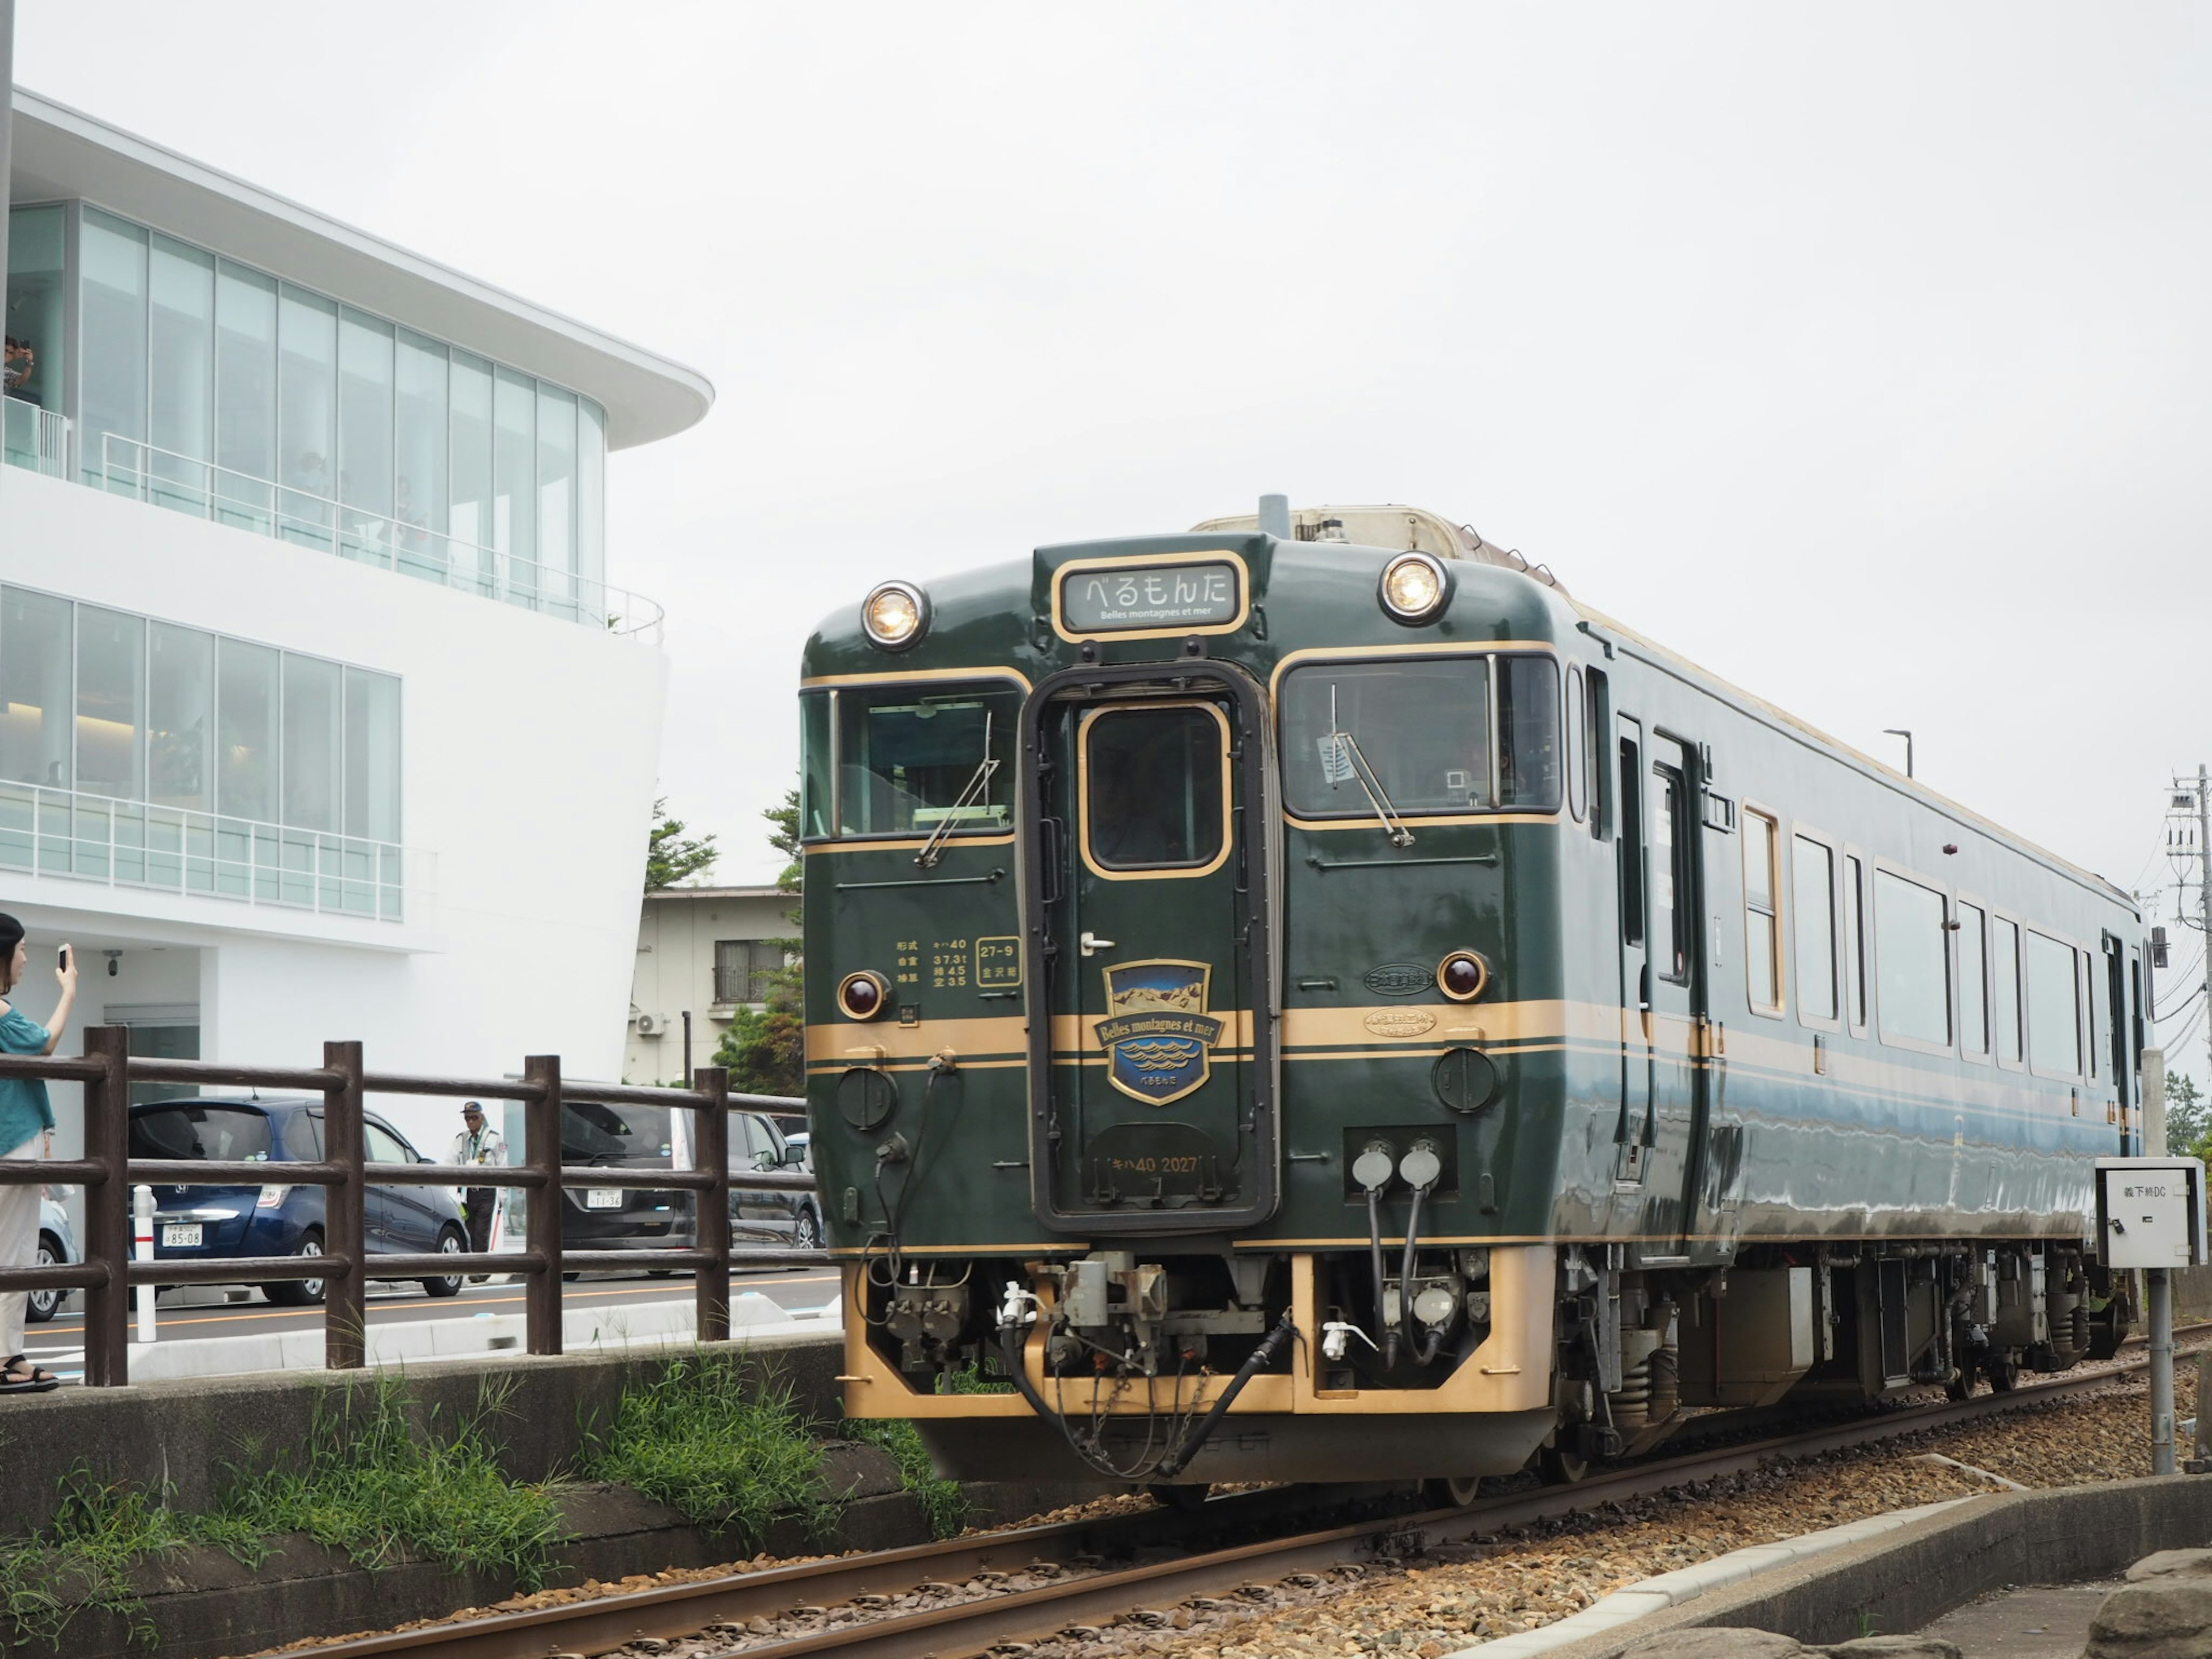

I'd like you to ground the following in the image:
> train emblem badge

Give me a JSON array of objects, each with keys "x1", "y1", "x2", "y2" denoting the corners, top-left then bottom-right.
[{"x1": 1097, "y1": 960, "x2": 1225, "y2": 1106}]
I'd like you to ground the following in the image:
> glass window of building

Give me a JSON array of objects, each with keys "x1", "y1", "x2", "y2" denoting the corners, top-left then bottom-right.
[
  {"x1": 0, "y1": 587, "x2": 73, "y2": 790},
  {"x1": 1793, "y1": 834, "x2": 1836, "y2": 1022},
  {"x1": 76, "y1": 606, "x2": 146, "y2": 800},
  {"x1": 216, "y1": 637, "x2": 278, "y2": 823},
  {"x1": 277, "y1": 285, "x2": 338, "y2": 543},
  {"x1": 493, "y1": 365, "x2": 536, "y2": 590},
  {"x1": 148, "y1": 235, "x2": 215, "y2": 512},
  {"x1": 342, "y1": 668, "x2": 402, "y2": 842},
  {"x1": 148, "y1": 622, "x2": 214, "y2": 812},
  {"x1": 449, "y1": 350, "x2": 494, "y2": 580},
  {"x1": 395, "y1": 329, "x2": 449, "y2": 578},
  {"x1": 336, "y1": 309, "x2": 395, "y2": 536},
  {"x1": 281, "y1": 654, "x2": 342, "y2": 832},
  {"x1": 80, "y1": 209, "x2": 149, "y2": 484},
  {"x1": 6, "y1": 205, "x2": 68, "y2": 474},
  {"x1": 214, "y1": 262, "x2": 278, "y2": 531},
  {"x1": 1742, "y1": 808, "x2": 1781, "y2": 1011},
  {"x1": 1958, "y1": 902, "x2": 1989, "y2": 1058},
  {"x1": 578, "y1": 398, "x2": 607, "y2": 597},
  {"x1": 1875, "y1": 869, "x2": 1951, "y2": 1046},
  {"x1": 537, "y1": 384, "x2": 577, "y2": 600},
  {"x1": 2026, "y1": 931, "x2": 2082, "y2": 1077}
]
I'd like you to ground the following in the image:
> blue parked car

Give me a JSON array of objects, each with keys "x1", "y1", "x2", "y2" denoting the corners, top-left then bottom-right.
[{"x1": 128, "y1": 1096, "x2": 469, "y2": 1304}]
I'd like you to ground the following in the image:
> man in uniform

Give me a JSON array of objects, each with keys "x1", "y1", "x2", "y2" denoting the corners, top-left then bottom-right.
[{"x1": 450, "y1": 1101, "x2": 506, "y2": 1280}]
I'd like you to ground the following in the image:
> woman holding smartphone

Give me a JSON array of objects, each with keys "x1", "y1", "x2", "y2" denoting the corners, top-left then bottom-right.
[{"x1": 0, "y1": 914, "x2": 75, "y2": 1392}]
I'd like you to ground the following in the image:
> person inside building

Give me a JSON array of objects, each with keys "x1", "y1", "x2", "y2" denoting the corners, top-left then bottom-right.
[
  {"x1": 0, "y1": 914, "x2": 75, "y2": 1392},
  {"x1": 450, "y1": 1101, "x2": 506, "y2": 1281}
]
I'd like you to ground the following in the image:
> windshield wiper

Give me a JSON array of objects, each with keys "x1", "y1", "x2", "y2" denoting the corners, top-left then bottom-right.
[
  {"x1": 1322, "y1": 687, "x2": 1414, "y2": 848},
  {"x1": 915, "y1": 713, "x2": 1001, "y2": 869}
]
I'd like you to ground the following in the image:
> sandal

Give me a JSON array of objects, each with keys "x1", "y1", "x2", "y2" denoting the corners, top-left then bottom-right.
[{"x1": 0, "y1": 1355, "x2": 58, "y2": 1393}]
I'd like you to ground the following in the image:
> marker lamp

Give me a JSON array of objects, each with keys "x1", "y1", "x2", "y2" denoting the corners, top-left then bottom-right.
[
  {"x1": 1378, "y1": 552, "x2": 1450, "y2": 625},
  {"x1": 838, "y1": 970, "x2": 891, "y2": 1021},
  {"x1": 862, "y1": 582, "x2": 929, "y2": 651}
]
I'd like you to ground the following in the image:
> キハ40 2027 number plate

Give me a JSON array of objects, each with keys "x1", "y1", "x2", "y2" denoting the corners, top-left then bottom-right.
[{"x1": 585, "y1": 1188, "x2": 622, "y2": 1210}]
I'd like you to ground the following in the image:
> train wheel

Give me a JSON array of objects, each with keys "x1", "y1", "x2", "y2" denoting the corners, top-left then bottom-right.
[
  {"x1": 1539, "y1": 1444, "x2": 1589, "y2": 1484},
  {"x1": 1945, "y1": 1368, "x2": 1974, "y2": 1402},
  {"x1": 1147, "y1": 1484, "x2": 1209, "y2": 1513},
  {"x1": 1987, "y1": 1357, "x2": 2018, "y2": 1393},
  {"x1": 1423, "y1": 1475, "x2": 1485, "y2": 1508}
]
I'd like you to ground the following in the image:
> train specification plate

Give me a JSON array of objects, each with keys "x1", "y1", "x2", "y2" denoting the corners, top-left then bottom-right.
[
  {"x1": 1059, "y1": 558, "x2": 1242, "y2": 634},
  {"x1": 585, "y1": 1188, "x2": 622, "y2": 1210}
]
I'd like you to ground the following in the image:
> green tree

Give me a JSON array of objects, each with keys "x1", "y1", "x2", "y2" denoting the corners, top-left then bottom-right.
[
  {"x1": 2167, "y1": 1071, "x2": 2212, "y2": 1162},
  {"x1": 714, "y1": 788, "x2": 805, "y2": 1097},
  {"x1": 645, "y1": 798, "x2": 719, "y2": 892}
]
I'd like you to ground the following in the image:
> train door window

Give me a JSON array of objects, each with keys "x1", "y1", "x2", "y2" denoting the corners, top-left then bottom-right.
[
  {"x1": 2025, "y1": 930, "x2": 2082, "y2": 1078},
  {"x1": 1080, "y1": 702, "x2": 1229, "y2": 873},
  {"x1": 1498, "y1": 655, "x2": 1562, "y2": 810},
  {"x1": 1843, "y1": 854, "x2": 1868, "y2": 1031},
  {"x1": 1565, "y1": 667, "x2": 1587, "y2": 824},
  {"x1": 2082, "y1": 952, "x2": 2100, "y2": 1082},
  {"x1": 1993, "y1": 916, "x2": 2024, "y2": 1066},
  {"x1": 1792, "y1": 834, "x2": 1837, "y2": 1025},
  {"x1": 1619, "y1": 739, "x2": 1644, "y2": 946},
  {"x1": 1958, "y1": 902, "x2": 1990, "y2": 1060},
  {"x1": 1652, "y1": 764, "x2": 1688, "y2": 982},
  {"x1": 1874, "y1": 869, "x2": 1951, "y2": 1047},
  {"x1": 1743, "y1": 808, "x2": 1782, "y2": 1013}
]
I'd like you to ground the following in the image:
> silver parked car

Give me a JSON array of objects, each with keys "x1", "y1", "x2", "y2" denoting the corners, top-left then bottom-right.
[{"x1": 28, "y1": 1197, "x2": 77, "y2": 1324}]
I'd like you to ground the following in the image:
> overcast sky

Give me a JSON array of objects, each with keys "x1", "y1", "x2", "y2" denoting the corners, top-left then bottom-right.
[{"x1": 17, "y1": 5, "x2": 2212, "y2": 1047}]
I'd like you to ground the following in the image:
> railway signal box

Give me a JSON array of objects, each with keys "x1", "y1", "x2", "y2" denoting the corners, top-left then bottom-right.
[{"x1": 2094, "y1": 1158, "x2": 2209, "y2": 1270}]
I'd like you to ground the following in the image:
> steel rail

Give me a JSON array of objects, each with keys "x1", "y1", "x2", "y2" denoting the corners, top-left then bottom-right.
[{"x1": 306, "y1": 1340, "x2": 2195, "y2": 1659}]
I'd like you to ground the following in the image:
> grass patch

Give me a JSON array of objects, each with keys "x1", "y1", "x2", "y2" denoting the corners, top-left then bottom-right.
[
  {"x1": 840, "y1": 1416, "x2": 967, "y2": 1539},
  {"x1": 0, "y1": 1374, "x2": 564, "y2": 1651},
  {"x1": 579, "y1": 1352, "x2": 836, "y2": 1551}
]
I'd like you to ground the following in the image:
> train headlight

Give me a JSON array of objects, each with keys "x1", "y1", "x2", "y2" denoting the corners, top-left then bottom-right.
[
  {"x1": 1437, "y1": 950, "x2": 1489, "y2": 1002},
  {"x1": 862, "y1": 581, "x2": 929, "y2": 651},
  {"x1": 1378, "y1": 552, "x2": 1450, "y2": 626},
  {"x1": 837, "y1": 970, "x2": 891, "y2": 1020}
]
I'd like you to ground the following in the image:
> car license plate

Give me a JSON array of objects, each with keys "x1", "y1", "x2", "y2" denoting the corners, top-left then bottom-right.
[
  {"x1": 586, "y1": 1188, "x2": 622, "y2": 1210},
  {"x1": 161, "y1": 1224, "x2": 203, "y2": 1247}
]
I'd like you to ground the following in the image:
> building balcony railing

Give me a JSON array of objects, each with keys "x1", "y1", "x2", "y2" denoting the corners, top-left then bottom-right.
[
  {"x1": 0, "y1": 779, "x2": 428, "y2": 926},
  {"x1": 88, "y1": 434, "x2": 664, "y2": 645},
  {"x1": 2, "y1": 395, "x2": 70, "y2": 479}
]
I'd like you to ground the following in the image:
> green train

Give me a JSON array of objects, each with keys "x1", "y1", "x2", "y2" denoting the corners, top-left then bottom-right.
[{"x1": 801, "y1": 499, "x2": 2148, "y2": 1491}]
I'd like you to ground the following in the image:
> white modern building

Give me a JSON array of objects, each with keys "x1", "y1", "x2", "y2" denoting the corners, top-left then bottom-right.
[
  {"x1": 625, "y1": 885, "x2": 794, "y2": 1086},
  {"x1": 1, "y1": 88, "x2": 711, "y2": 1156}
]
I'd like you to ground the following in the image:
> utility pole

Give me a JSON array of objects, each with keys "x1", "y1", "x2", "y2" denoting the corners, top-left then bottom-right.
[{"x1": 2175, "y1": 768, "x2": 2212, "y2": 1090}]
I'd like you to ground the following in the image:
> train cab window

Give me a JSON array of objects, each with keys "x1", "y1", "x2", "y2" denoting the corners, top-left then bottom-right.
[
  {"x1": 1280, "y1": 658, "x2": 1491, "y2": 817},
  {"x1": 800, "y1": 692, "x2": 834, "y2": 839},
  {"x1": 1843, "y1": 855, "x2": 1867, "y2": 1029},
  {"x1": 1564, "y1": 667, "x2": 1587, "y2": 824},
  {"x1": 1792, "y1": 834, "x2": 1836, "y2": 1023},
  {"x1": 819, "y1": 684, "x2": 1021, "y2": 840},
  {"x1": 1497, "y1": 656, "x2": 1562, "y2": 810},
  {"x1": 1958, "y1": 903, "x2": 1990, "y2": 1059},
  {"x1": 2026, "y1": 931, "x2": 2082, "y2": 1077},
  {"x1": 1743, "y1": 809, "x2": 1782, "y2": 1012},
  {"x1": 1874, "y1": 870, "x2": 1950, "y2": 1046},
  {"x1": 1081, "y1": 702, "x2": 1228, "y2": 872},
  {"x1": 1652, "y1": 765, "x2": 1689, "y2": 982},
  {"x1": 1993, "y1": 917, "x2": 2024, "y2": 1064}
]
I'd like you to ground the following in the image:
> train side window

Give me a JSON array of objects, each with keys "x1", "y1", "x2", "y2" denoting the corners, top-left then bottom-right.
[
  {"x1": 1498, "y1": 656, "x2": 1562, "y2": 810},
  {"x1": 1958, "y1": 902, "x2": 1990, "y2": 1060},
  {"x1": 2082, "y1": 950, "x2": 2100, "y2": 1082},
  {"x1": 1743, "y1": 809, "x2": 1782, "y2": 1013},
  {"x1": 1874, "y1": 869, "x2": 1951, "y2": 1047},
  {"x1": 1565, "y1": 667, "x2": 1587, "y2": 824},
  {"x1": 1993, "y1": 917, "x2": 2024, "y2": 1065},
  {"x1": 1586, "y1": 669, "x2": 1609, "y2": 839},
  {"x1": 1652, "y1": 765, "x2": 1689, "y2": 982},
  {"x1": 1843, "y1": 854, "x2": 1867, "y2": 1031},
  {"x1": 1619, "y1": 740, "x2": 1644, "y2": 946},
  {"x1": 1792, "y1": 834, "x2": 1836, "y2": 1024},
  {"x1": 2024, "y1": 929, "x2": 2082, "y2": 1078}
]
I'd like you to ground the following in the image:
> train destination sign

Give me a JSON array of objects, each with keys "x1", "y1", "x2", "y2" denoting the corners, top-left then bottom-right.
[{"x1": 1060, "y1": 559, "x2": 1242, "y2": 634}]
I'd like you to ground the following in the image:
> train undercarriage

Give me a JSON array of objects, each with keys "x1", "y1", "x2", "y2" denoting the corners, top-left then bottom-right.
[{"x1": 849, "y1": 1237, "x2": 2132, "y2": 1489}]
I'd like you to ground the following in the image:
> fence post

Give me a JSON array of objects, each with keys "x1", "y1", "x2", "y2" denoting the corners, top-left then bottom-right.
[
  {"x1": 693, "y1": 1067, "x2": 731, "y2": 1345},
  {"x1": 524, "y1": 1055, "x2": 564, "y2": 1356},
  {"x1": 323, "y1": 1041, "x2": 366, "y2": 1370},
  {"x1": 81, "y1": 1025, "x2": 130, "y2": 1387}
]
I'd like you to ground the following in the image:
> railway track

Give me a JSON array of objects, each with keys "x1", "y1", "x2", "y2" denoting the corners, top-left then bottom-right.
[{"x1": 291, "y1": 1339, "x2": 2199, "y2": 1659}]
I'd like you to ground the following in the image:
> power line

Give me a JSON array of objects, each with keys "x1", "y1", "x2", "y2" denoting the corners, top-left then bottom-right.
[{"x1": 2157, "y1": 983, "x2": 2205, "y2": 1024}]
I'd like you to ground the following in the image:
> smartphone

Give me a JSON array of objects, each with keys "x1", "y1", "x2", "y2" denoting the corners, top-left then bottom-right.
[{"x1": 56, "y1": 946, "x2": 70, "y2": 973}]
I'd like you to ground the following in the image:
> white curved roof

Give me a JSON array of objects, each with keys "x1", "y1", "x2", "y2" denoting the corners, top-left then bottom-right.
[{"x1": 7, "y1": 87, "x2": 713, "y2": 450}]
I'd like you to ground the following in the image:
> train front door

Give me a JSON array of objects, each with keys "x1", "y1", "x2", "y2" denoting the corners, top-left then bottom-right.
[{"x1": 1020, "y1": 667, "x2": 1280, "y2": 1234}]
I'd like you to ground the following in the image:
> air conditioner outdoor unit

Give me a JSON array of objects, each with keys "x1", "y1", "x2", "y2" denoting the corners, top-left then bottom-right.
[{"x1": 636, "y1": 1012, "x2": 664, "y2": 1037}]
